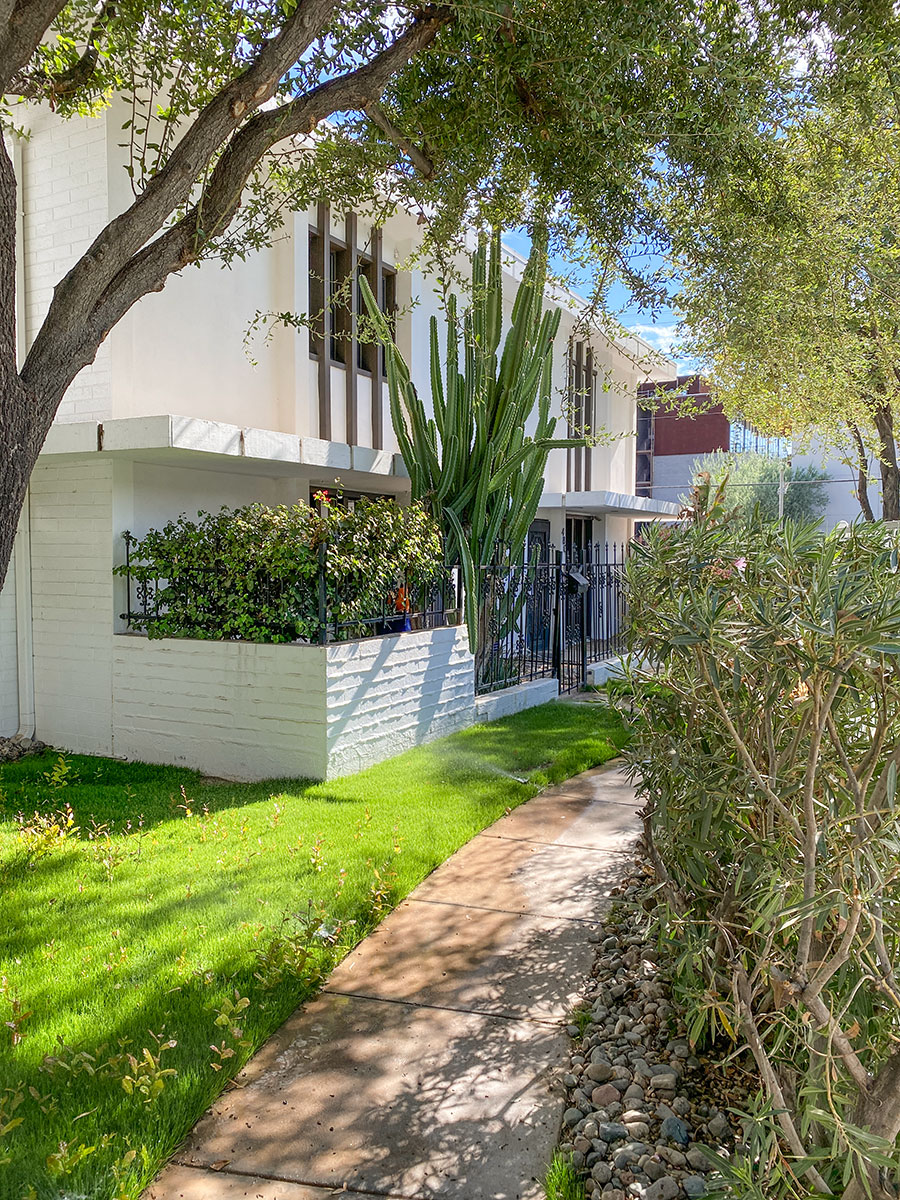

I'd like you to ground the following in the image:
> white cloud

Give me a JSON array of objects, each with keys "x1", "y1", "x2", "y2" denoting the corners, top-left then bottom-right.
[
  {"x1": 630, "y1": 323, "x2": 680, "y2": 356},
  {"x1": 629, "y1": 323, "x2": 699, "y2": 375}
]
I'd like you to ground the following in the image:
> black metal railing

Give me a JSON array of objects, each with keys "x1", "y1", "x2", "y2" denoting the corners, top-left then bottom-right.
[
  {"x1": 476, "y1": 552, "x2": 560, "y2": 694},
  {"x1": 571, "y1": 540, "x2": 629, "y2": 670},
  {"x1": 120, "y1": 534, "x2": 462, "y2": 645},
  {"x1": 475, "y1": 541, "x2": 628, "y2": 695},
  {"x1": 119, "y1": 531, "x2": 625, "y2": 691}
]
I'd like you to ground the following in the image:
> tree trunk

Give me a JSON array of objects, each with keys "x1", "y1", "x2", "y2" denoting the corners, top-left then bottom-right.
[
  {"x1": 0, "y1": 374, "x2": 42, "y2": 593},
  {"x1": 849, "y1": 423, "x2": 875, "y2": 521},
  {"x1": 872, "y1": 395, "x2": 900, "y2": 522},
  {"x1": 843, "y1": 1050, "x2": 900, "y2": 1200},
  {"x1": 0, "y1": 128, "x2": 36, "y2": 595}
]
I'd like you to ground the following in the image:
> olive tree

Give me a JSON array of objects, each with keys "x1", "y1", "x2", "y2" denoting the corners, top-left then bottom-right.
[
  {"x1": 663, "y1": 93, "x2": 900, "y2": 521},
  {"x1": 692, "y1": 450, "x2": 830, "y2": 524},
  {"x1": 0, "y1": 1, "x2": 893, "y2": 590}
]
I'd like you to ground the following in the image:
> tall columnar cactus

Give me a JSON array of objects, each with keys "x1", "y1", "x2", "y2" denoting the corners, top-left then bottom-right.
[{"x1": 360, "y1": 229, "x2": 585, "y2": 649}]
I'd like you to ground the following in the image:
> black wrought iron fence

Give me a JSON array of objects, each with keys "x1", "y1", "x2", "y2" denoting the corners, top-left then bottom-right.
[
  {"x1": 572, "y1": 540, "x2": 629, "y2": 670},
  {"x1": 476, "y1": 553, "x2": 560, "y2": 694},
  {"x1": 119, "y1": 529, "x2": 625, "y2": 689},
  {"x1": 120, "y1": 534, "x2": 462, "y2": 645},
  {"x1": 475, "y1": 542, "x2": 628, "y2": 696}
]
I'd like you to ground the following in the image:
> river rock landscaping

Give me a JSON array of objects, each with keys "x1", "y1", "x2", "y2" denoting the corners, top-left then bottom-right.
[
  {"x1": 554, "y1": 861, "x2": 753, "y2": 1200},
  {"x1": 0, "y1": 733, "x2": 45, "y2": 763}
]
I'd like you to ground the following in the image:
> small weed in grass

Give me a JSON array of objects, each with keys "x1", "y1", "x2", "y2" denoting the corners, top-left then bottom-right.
[
  {"x1": 0, "y1": 701, "x2": 628, "y2": 1198},
  {"x1": 545, "y1": 1150, "x2": 585, "y2": 1200}
]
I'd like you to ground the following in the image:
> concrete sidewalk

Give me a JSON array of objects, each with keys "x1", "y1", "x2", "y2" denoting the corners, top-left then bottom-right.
[{"x1": 146, "y1": 765, "x2": 640, "y2": 1200}]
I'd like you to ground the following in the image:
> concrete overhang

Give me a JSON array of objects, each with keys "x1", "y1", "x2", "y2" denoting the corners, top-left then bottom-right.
[
  {"x1": 539, "y1": 489, "x2": 681, "y2": 519},
  {"x1": 40, "y1": 415, "x2": 411, "y2": 493}
]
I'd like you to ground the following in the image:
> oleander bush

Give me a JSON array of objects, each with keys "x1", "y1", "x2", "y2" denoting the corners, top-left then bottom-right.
[
  {"x1": 116, "y1": 495, "x2": 444, "y2": 643},
  {"x1": 625, "y1": 485, "x2": 900, "y2": 1199}
]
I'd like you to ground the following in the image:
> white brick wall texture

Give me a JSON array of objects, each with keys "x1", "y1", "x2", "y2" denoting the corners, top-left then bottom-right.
[
  {"x1": 111, "y1": 637, "x2": 329, "y2": 781},
  {"x1": 324, "y1": 627, "x2": 475, "y2": 779},
  {"x1": 108, "y1": 627, "x2": 476, "y2": 782},
  {"x1": 21, "y1": 112, "x2": 111, "y2": 422},
  {"x1": 23, "y1": 456, "x2": 480, "y2": 778},
  {"x1": 0, "y1": 555, "x2": 18, "y2": 735},
  {"x1": 29, "y1": 457, "x2": 115, "y2": 754}
]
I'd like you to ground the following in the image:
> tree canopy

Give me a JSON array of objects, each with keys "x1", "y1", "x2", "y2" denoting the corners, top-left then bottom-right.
[
  {"x1": 692, "y1": 450, "x2": 830, "y2": 524},
  {"x1": 662, "y1": 84, "x2": 900, "y2": 518},
  {"x1": 0, "y1": 1, "x2": 898, "y2": 585}
]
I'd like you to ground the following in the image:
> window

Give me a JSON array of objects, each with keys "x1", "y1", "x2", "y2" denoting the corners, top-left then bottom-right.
[
  {"x1": 308, "y1": 231, "x2": 324, "y2": 359},
  {"x1": 730, "y1": 420, "x2": 792, "y2": 458},
  {"x1": 636, "y1": 406, "x2": 653, "y2": 452},
  {"x1": 354, "y1": 260, "x2": 396, "y2": 375},
  {"x1": 309, "y1": 205, "x2": 396, "y2": 450},
  {"x1": 329, "y1": 244, "x2": 350, "y2": 363},
  {"x1": 567, "y1": 339, "x2": 596, "y2": 491}
]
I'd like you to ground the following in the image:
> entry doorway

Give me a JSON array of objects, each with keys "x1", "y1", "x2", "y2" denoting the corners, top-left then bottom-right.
[
  {"x1": 526, "y1": 518, "x2": 551, "y2": 563},
  {"x1": 565, "y1": 516, "x2": 593, "y2": 564}
]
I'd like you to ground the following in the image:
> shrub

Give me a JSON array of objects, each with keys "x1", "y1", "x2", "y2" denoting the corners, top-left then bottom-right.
[
  {"x1": 625, "y1": 497, "x2": 900, "y2": 1199},
  {"x1": 691, "y1": 450, "x2": 830, "y2": 524},
  {"x1": 117, "y1": 496, "x2": 445, "y2": 643}
]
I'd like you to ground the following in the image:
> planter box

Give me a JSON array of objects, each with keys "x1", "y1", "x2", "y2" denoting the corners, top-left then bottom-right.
[{"x1": 111, "y1": 626, "x2": 475, "y2": 781}]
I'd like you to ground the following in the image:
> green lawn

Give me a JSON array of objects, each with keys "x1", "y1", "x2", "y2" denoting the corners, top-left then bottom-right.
[{"x1": 0, "y1": 701, "x2": 627, "y2": 1200}]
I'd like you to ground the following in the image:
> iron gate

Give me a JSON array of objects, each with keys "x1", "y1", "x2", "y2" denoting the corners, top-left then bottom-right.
[{"x1": 475, "y1": 542, "x2": 627, "y2": 696}]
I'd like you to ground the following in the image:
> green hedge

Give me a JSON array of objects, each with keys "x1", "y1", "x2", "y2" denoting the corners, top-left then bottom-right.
[{"x1": 117, "y1": 496, "x2": 444, "y2": 643}]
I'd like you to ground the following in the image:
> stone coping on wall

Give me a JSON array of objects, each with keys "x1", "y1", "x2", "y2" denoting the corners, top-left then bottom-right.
[{"x1": 474, "y1": 678, "x2": 560, "y2": 724}]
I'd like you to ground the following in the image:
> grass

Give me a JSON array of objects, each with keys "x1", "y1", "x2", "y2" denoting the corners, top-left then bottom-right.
[
  {"x1": 544, "y1": 1150, "x2": 585, "y2": 1200},
  {"x1": 567, "y1": 1002, "x2": 593, "y2": 1040},
  {"x1": 0, "y1": 701, "x2": 627, "y2": 1200}
]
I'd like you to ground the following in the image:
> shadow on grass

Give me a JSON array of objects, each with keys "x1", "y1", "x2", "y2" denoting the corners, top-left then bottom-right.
[
  {"x1": 0, "y1": 751, "x2": 320, "y2": 834},
  {"x1": 0, "y1": 700, "x2": 630, "y2": 1198}
]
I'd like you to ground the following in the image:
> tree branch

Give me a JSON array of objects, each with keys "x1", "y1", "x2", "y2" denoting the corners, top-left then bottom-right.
[
  {"x1": 0, "y1": 1, "x2": 67, "y2": 94},
  {"x1": 697, "y1": 654, "x2": 803, "y2": 841},
  {"x1": 849, "y1": 422, "x2": 875, "y2": 522},
  {"x1": 22, "y1": 7, "x2": 450, "y2": 398},
  {"x1": 797, "y1": 674, "x2": 844, "y2": 972},
  {"x1": 9, "y1": 1, "x2": 116, "y2": 101},
  {"x1": 733, "y1": 968, "x2": 833, "y2": 1194},
  {"x1": 773, "y1": 966, "x2": 871, "y2": 1095},
  {"x1": 22, "y1": 0, "x2": 341, "y2": 390},
  {"x1": 364, "y1": 101, "x2": 435, "y2": 178}
]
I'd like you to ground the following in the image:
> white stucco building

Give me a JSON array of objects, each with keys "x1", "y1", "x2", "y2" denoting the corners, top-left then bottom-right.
[{"x1": 0, "y1": 103, "x2": 678, "y2": 775}]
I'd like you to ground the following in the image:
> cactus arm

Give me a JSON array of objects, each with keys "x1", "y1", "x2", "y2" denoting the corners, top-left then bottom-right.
[
  {"x1": 429, "y1": 316, "x2": 446, "y2": 440},
  {"x1": 487, "y1": 437, "x2": 587, "y2": 494},
  {"x1": 435, "y1": 433, "x2": 460, "y2": 501},
  {"x1": 444, "y1": 294, "x2": 459, "y2": 441},
  {"x1": 471, "y1": 439, "x2": 494, "y2": 542},
  {"x1": 444, "y1": 507, "x2": 479, "y2": 653}
]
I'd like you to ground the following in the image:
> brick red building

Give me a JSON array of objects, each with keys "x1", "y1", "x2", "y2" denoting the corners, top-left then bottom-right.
[{"x1": 636, "y1": 375, "x2": 787, "y2": 502}]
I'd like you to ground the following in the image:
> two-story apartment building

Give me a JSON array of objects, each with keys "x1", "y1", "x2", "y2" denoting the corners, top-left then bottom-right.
[{"x1": 0, "y1": 101, "x2": 678, "y2": 769}]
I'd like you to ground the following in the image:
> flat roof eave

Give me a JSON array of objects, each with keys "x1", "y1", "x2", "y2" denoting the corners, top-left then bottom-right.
[{"x1": 539, "y1": 489, "x2": 681, "y2": 518}]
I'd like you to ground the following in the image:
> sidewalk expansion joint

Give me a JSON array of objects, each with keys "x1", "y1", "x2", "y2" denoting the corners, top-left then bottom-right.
[
  {"x1": 477, "y1": 832, "x2": 638, "y2": 854},
  {"x1": 321, "y1": 986, "x2": 561, "y2": 1027},
  {"x1": 172, "y1": 1159, "x2": 437, "y2": 1200},
  {"x1": 407, "y1": 896, "x2": 603, "y2": 924}
]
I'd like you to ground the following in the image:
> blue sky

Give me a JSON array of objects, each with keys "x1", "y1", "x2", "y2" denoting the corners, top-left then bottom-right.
[{"x1": 501, "y1": 228, "x2": 685, "y2": 371}]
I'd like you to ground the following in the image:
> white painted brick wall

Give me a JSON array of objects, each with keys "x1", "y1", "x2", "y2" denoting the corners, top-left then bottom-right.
[
  {"x1": 0, "y1": 555, "x2": 18, "y2": 735},
  {"x1": 108, "y1": 628, "x2": 475, "y2": 782},
  {"x1": 29, "y1": 458, "x2": 114, "y2": 753},
  {"x1": 325, "y1": 626, "x2": 475, "y2": 779},
  {"x1": 112, "y1": 637, "x2": 329, "y2": 780},
  {"x1": 21, "y1": 112, "x2": 111, "y2": 422}
]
